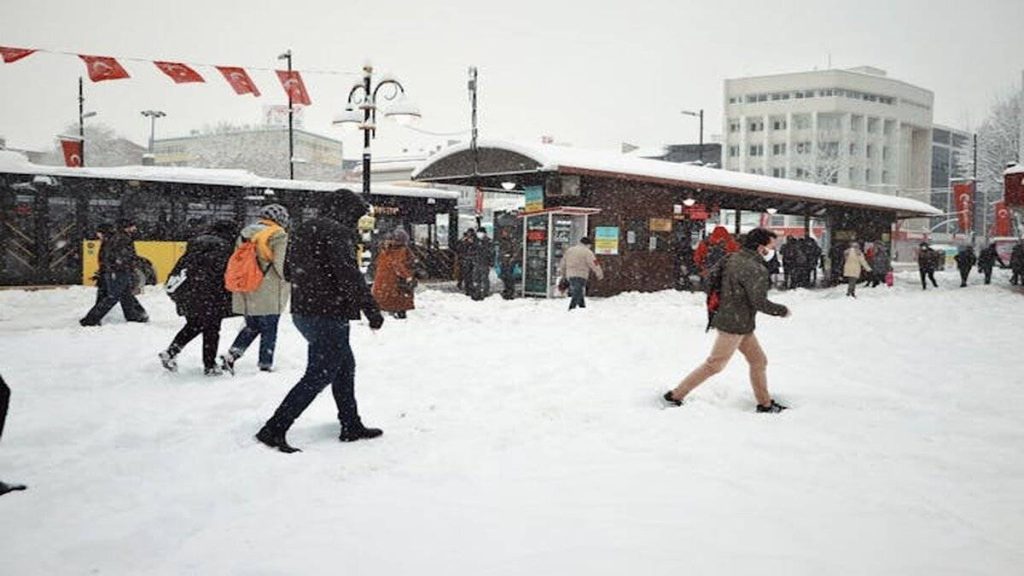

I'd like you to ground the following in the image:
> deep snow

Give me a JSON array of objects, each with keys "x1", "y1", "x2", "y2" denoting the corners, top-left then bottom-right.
[{"x1": 1, "y1": 270, "x2": 1022, "y2": 575}]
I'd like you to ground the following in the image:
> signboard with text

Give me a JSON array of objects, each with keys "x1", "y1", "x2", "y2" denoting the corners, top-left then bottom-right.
[
  {"x1": 524, "y1": 185, "x2": 544, "y2": 213},
  {"x1": 594, "y1": 226, "x2": 620, "y2": 255},
  {"x1": 523, "y1": 214, "x2": 550, "y2": 295}
]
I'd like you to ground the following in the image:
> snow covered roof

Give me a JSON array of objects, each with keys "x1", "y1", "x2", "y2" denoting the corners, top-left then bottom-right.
[
  {"x1": 1004, "y1": 164, "x2": 1024, "y2": 176},
  {"x1": 412, "y1": 140, "x2": 942, "y2": 217},
  {"x1": 0, "y1": 150, "x2": 458, "y2": 200}
]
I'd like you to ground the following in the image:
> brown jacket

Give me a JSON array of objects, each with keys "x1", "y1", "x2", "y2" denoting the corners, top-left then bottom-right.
[
  {"x1": 372, "y1": 246, "x2": 416, "y2": 312},
  {"x1": 711, "y1": 249, "x2": 788, "y2": 335}
]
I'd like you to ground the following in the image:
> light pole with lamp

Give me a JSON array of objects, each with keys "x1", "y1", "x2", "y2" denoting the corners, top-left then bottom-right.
[
  {"x1": 333, "y1": 63, "x2": 421, "y2": 203},
  {"x1": 140, "y1": 110, "x2": 166, "y2": 154},
  {"x1": 681, "y1": 109, "x2": 704, "y2": 164},
  {"x1": 278, "y1": 49, "x2": 295, "y2": 179},
  {"x1": 78, "y1": 77, "x2": 97, "y2": 166}
]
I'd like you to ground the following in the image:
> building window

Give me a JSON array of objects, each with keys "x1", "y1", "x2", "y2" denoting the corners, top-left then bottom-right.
[
  {"x1": 771, "y1": 117, "x2": 787, "y2": 131},
  {"x1": 882, "y1": 170, "x2": 890, "y2": 183},
  {"x1": 849, "y1": 143, "x2": 857, "y2": 155},
  {"x1": 748, "y1": 168, "x2": 764, "y2": 175},
  {"x1": 749, "y1": 144, "x2": 764, "y2": 157},
  {"x1": 882, "y1": 146, "x2": 890, "y2": 160},
  {"x1": 818, "y1": 114, "x2": 841, "y2": 131},
  {"x1": 728, "y1": 120, "x2": 741, "y2": 133},
  {"x1": 728, "y1": 96, "x2": 738, "y2": 104},
  {"x1": 866, "y1": 144, "x2": 874, "y2": 158},
  {"x1": 772, "y1": 143, "x2": 787, "y2": 156},
  {"x1": 728, "y1": 145, "x2": 740, "y2": 158},
  {"x1": 866, "y1": 168, "x2": 873, "y2": 182},
  {"x1": 867, "y1": 117, "x2": 880, "y2": 133},
  {"x1": 819, "y1": 141, "x2": 840, "y2": 156},
  {"x1": 793, "y1": 114, "x2": 811, "y2": 130},
  {"x1": 849, "y1": 167, "x2": 856, "y2": 181},
  {"x1": 795, "y1": 167, "x2": 810, "y2": 179},
  {"x1": 772, "y1": 167, "x2": 786, "y2": 178},
  {"x1": 748, "y1": 119, "x2": 764, "y2": 132},
  {"x1": 795, "y1": 141, "x2": 812, "y2": 154}
]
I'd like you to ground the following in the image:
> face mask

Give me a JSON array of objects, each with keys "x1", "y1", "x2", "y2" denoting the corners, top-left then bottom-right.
[
  {"x1": 762, "y1": 249, "x2": 776, "y2": 262},
  {"x1": 477, "y1": 233, "x2": 485, "y2": 239}
]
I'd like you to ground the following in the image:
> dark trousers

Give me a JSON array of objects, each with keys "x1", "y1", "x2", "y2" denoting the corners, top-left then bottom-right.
[
  {"x1": 981, "y1": 267, "x2": 994, "y2": 284},
  {"x1": 845, "y1": 276, "x2": 858, "y2": 297},
  {"x1": 568, "y1": 277, "x2": 587, "y2": 309},
  {"x1": 500, "y1": 264, "x2": 516, "y2": 299},
  {"x1": 920, "y1": 270, "x2": 938, "y2": 289},
  {"x1": 472, "y1": 264, "x2": 490, "y2": 300},
  {"x1": 228, "y1": 315, "x2": 280, "y2": 368},
  {"x1": 958, "y1": 267, "x2": 971, "y2": 286},
  {"x1": 81, "y1": 272, "x2": 147, "y2": 324},
  {"x1": 169, "y1": 316, "x2": 222, "y2": 370},
  {"x1": 264, "y1": 316, "x2": 360, "y2": 435},
  {"x1": 0, "y1": 375, "x2": 9, "y2": 440}
]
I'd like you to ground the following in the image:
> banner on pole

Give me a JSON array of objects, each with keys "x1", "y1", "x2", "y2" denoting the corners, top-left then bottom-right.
[{"x1": 952, "y1": 180, "x2": 974, "y2": 232}]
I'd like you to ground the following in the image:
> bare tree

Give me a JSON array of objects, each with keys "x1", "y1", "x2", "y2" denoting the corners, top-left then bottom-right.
[{"x1": 970, "y1": 88, "x2": 1022, "y2": 234}]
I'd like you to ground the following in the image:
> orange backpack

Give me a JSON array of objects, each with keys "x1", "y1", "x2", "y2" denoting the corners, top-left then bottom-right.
[{"x1": 224, "y1": 240, "x2": 266, "y2": 293}]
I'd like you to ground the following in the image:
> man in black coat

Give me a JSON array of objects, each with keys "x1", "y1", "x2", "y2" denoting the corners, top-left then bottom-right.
[
  {"x1": 977, "y1": 243, "x2": 1006, "y2": 285},
  {"x1": 471, "y1": 229, "x2": 493, "y2": 300},
  {"x1": 159, "y1": 220, "x2": 237, "y2": 375},
  {"x1": 0, "y1": 374, "x2": 27, "y2": 496},
  {"x1": 918, "y1": 242, "x2": 940, "y2": 290},
  {"x1": 256, "y1": 190, "x2": 385, "y2": 453},
  {"x1": 79, "y1": 218, "x2": 149, "y2": 326}
]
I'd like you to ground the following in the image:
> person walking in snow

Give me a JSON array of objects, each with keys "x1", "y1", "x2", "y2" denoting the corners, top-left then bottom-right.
[
  {"x1": 843, "y1": 241, "x2": 872, "y2": 298},
  {"x1": 918, "y1": 242, "x2": 940, "y2": 290},
  {"x1": 79, "y1": 218, "x2": 149, "y2": 326},
  {"x1": 455, "y1": 229, "x2": 476, "y2": 295},
  {"x1": 90, "y1": 222, "x2": 115, "y2": 305},
  {"x1": 1008, "y1": 241, "x2": 1024, "y2": 285},
  {"x1": 256, "y1": 191, "x2": 385, "y2": 454},
  {"x1": 218, "y1": 205, "x2": 291, "y2": 374},
  {"x1": 159, "y1": 220, "x2": 238, "y2": 376},
  {"x1": 977, "y1": 243, "x2": 1007, "y2": 285},
  {"x1": 372, "y1": 229, "x2": 417, "y2": 319},
  {"x1": 0, "y1": 374, "x2": 26, "y2": 497},
  {"x1": 471, "y1": 228, "x2": 493, "y2": 300},
  {"x1": 557, "y1": 236, "x2": 604, "y2": 310},
  {"x1": 954, "y1": 245, "x2": 977, "y2": 287},
  {"x1": 868, "y1": 241, "x2": 892, "y2": 287},
  {"x1": 663, "y1": 228, "x2": 790, "y2": 413}
]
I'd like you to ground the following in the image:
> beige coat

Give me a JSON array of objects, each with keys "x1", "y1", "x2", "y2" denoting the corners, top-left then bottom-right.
[
  {"x1": 558, "y1": 244, "x2": 604, "y2": 280},
  {"x1": 843, "y1": 247, "x2": 872, "y2": 279},
  {"x1": 231, "y1": 222, "x2": 291, "y2": 316}
]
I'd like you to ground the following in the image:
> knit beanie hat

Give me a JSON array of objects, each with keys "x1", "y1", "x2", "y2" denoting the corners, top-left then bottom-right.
[{"x1": 259, "y1": 204, "x2": 290, "y2": 228}]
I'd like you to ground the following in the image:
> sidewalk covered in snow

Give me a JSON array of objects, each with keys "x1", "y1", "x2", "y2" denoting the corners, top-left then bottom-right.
[{"x1": 413, "y1": 141, "x2": 941, "y2": 294}]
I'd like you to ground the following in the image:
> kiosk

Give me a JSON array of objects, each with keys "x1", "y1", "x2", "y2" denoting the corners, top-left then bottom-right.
[{"x1": 520, "y1": 207, "x2": 600, "y2": 298}]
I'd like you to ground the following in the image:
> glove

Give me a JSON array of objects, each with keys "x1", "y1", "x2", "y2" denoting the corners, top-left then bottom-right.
[{"x1": 367, "y1": 310, "x2": 384, "y2": 330}]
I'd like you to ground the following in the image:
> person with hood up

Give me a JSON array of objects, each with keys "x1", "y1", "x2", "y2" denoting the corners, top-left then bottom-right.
[
  {"x1": 79, "y1": 218, "x2": 149, "y2": 326},
  {"x1": 557, "y1": 236, "x2": 604, "y2": 310},
  {"x1": 977, "y1": 243, "x2": 1007, "y2": 285},
  {"x1": 159, "y1": 220, "x2": 238, "y2": 376},
  {"x1": 918, "y1": 242, "x2": 940, "y2": 290},
  {"x1": 694, "y1": 225, "x2": 740, "y2": 289},
  {"x1": 219, "y1": 204, "x2": 291, "y2": 374},
  {"x1": 663, "y1": 228, "x2": 790, "y2": 413},
  {"x1": 954, "y1": 245, "x2": 977, "y2": 287},
  {"x1": 371, "y1": 228, "x2": 417, "y2": 319},
  {"x1": 256, "y1": 190, "x2": 385, "y2": 453},
  {"x1": 843, "y1": 240, "x2": 872, "y2": 298},
  {"x1": 868, "y1": 241, "x2": 892, "y2": 287}
]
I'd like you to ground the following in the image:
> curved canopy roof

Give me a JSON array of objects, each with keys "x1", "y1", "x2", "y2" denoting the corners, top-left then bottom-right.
[{"x1": 412, "y1": 140, "x2": 941, "y2": 218}]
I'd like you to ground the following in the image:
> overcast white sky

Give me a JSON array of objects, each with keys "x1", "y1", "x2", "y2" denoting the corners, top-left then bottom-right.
[{"x1": 1, "y1": 0, "x2": 1022, "y2": 159}]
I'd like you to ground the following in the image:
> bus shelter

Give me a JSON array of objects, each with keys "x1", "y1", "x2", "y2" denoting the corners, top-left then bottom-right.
[{"x1": 412, "y1": 140, "x2": 941, "y2": 296}]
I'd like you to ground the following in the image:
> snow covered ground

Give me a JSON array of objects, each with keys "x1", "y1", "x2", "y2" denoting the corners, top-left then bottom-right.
[{"x1": 1, "y1": 270, "x2": 1023, "y2": 575}]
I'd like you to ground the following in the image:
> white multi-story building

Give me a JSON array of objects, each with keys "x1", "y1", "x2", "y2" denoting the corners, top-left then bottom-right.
[{"x1": 723, "y1": 66, "x2": 934, "y2": 229}]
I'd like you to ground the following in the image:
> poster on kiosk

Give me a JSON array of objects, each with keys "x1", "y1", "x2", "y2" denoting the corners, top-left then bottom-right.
[{"x1": 520, "y1": 185, "x2": 596, "y2": 298}]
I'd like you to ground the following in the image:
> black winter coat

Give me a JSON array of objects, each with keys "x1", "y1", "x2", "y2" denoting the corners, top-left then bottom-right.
[
  {"x1": 954, "y1": 249, "x2": 976, "y2": 271},
  {"x1": 978, "y1": 246, "x2": 1005, "y2": 270},
  {"x1": 284, "y1": 216, "x2": 381, "y2": 320},
  {"x1": 170, "y1": 234, "x2": 233, "y2": 320},
  {"x1": 101, "y1": 232, "x2": 138, "y2": 273}
]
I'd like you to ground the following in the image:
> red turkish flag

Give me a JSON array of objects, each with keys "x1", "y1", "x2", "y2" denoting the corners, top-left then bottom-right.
[
  {"x1": 154, "y1": 61, "x2": 204, "y2": 84},
  {"x1": 952, "y1": 181, "x2": 974, "y2": 232},
  {"x1": 79, "y1": 55, "x2": 130, "y2": 82},
  {"x1": 0, "y1": 46, "x2": 36, "y2": 63},
  {"x1": 59, "y1": 138, "x2": 83, "y2": 167},
  {"x1": 276, "y1": 70, "x2": 311, "y2": 105},
  {"x1": 993, "y1": 201, "x2": 1012, "y2": 237},
  {"x1": 216, "y1": 66, "x2": 260, "y2": 96}
]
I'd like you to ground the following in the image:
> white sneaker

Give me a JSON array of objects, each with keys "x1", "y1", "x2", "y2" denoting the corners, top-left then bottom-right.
[{"x1": 159, "y1": 351, "x2": 177, "y2": 372}]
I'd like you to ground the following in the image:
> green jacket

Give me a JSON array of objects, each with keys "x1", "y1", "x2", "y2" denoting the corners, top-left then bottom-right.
[{"x1": 711, "y1": 248, "x2": 788, "y2": 335}]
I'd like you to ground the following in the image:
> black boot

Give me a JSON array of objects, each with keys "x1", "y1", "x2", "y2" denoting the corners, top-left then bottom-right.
[
  {"x1": 661, "y1": 391, "x2": 683, "y2": 407},
  {"x1": 256, "y1": 426, "x2": 301, "y2": 453},
  {"x1": 339, "y1": 424, "x2": 383, "y2": 442},
  {"x1": 756, "y1": 400, "x2": 788, "y2": 413}
]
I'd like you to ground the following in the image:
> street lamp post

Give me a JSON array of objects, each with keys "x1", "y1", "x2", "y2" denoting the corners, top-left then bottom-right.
[
  {"x1": 278, "y1": 49, "x2": 294, "y2": 180},
  {"x1": 140, "y1": 110, "x2": 166, "y2": 153},
  {"x1": 77, "y1": 77, "x2": 97, "y2": 166},
  {"x1": 333, "y1": 63, "x2": 421, "y2": 202},
  {"x1": 681, "y1": 109, "x2": 704, "y2": 164}
]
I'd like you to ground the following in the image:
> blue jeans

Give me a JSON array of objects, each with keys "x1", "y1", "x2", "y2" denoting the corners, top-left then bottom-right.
[
  {"x1": 263, "y1": 316, "x2": 360, "y2": 434},
  {"x1": 568, "y1": 277, "x2": 587, "y2": 309},
  {"x1": 228, "y1": 315, "x2": 280, "y2": 368},
  {"x1": 81, "y1": 272, "x2": 148, "y2": 324}
]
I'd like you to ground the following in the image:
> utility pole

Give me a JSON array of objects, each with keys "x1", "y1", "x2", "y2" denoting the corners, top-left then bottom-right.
[
  {"x1": 78, "y1": 77, "x2": 85, "y2": 167},
  {"x1": 469, "y1": 66, "x2": 479, "y2": 175}
]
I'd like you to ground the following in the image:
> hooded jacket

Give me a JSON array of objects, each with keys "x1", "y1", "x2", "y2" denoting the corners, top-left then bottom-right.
[
  {"x1": 231, "y1": 220, "x2": 290, "y2": 316},
  {"x1": 171, "y1": 232, "x2": 235, "y2": 320},
  {"x1": 284, "y1": 190, "x2": 381, "y2": 321}
]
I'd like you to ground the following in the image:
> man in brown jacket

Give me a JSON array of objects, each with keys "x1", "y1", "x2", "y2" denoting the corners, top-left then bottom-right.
[
  {"x1": 558, "y1": 237, "x2": 604, "y2": 310},
  {"x1": 663, "y1": 228, "x2": 790, "y2": 413}
]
